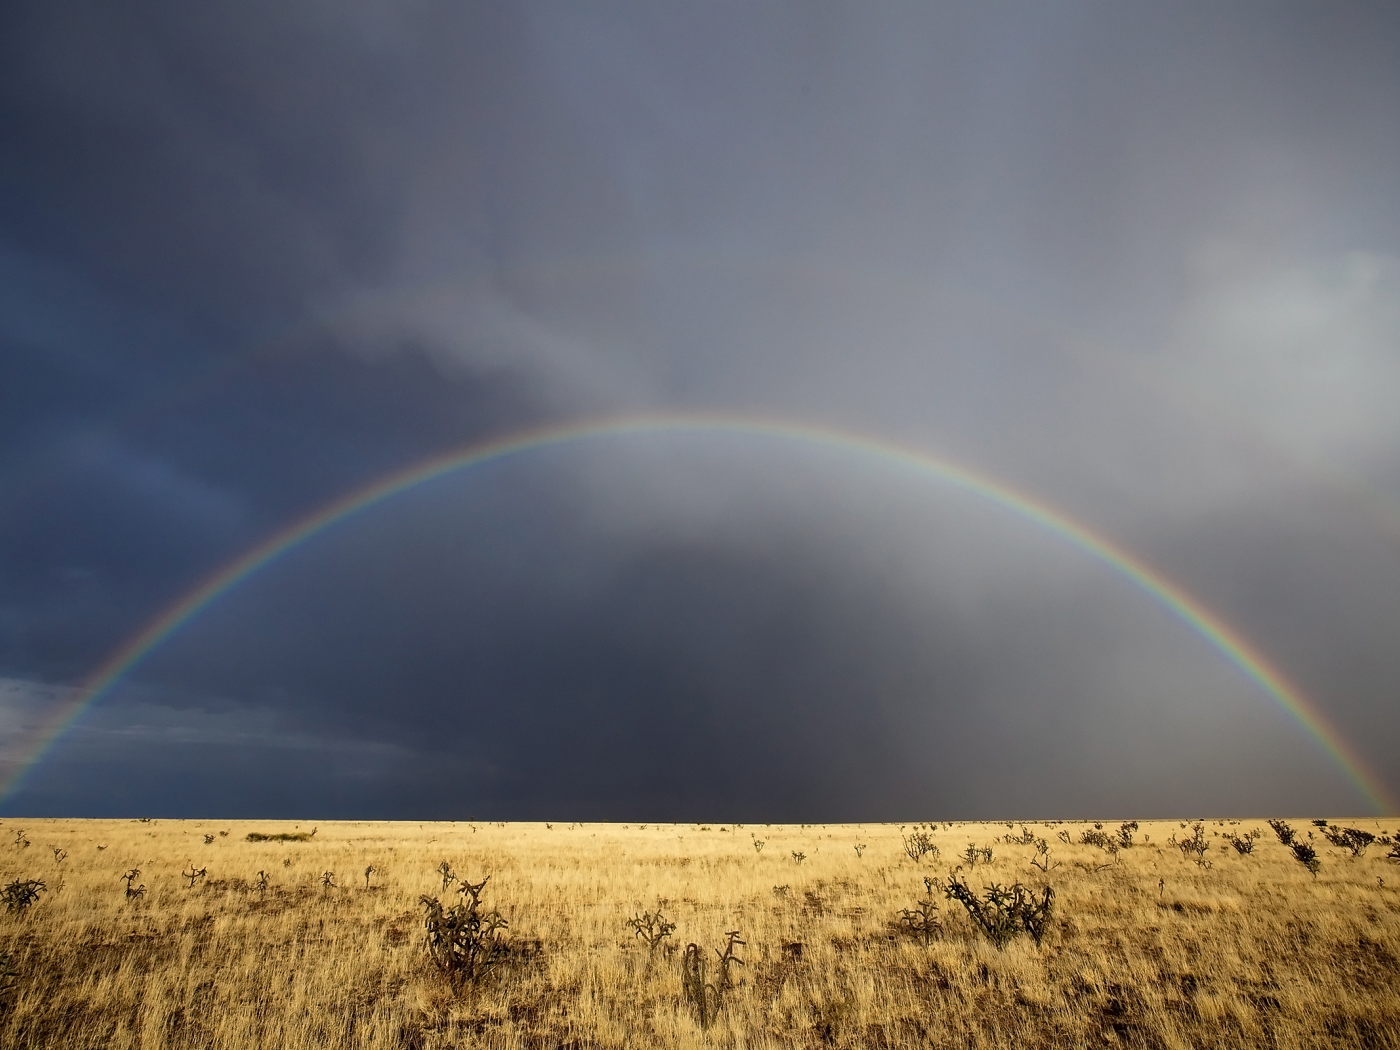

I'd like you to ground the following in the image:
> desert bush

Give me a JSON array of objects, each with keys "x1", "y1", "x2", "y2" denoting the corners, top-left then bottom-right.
[
  {"x1": 255, "y1": 871, "x2": 270, "y2": 898},
  {"x1": 1080, "y1": 825, "x2": 1113, "y2": 850},
  {"x1": 1116, "y1": 821, "x2": 1139, "y2": 848},
  {"x1": 1, "y1": 880, "x2": 46, "y2": 914},
  {"x1": 182, "y1": 865, "x2": 207, "y2": 889},
  {"x1": 1030, "y1": 839, "x2": 1060, "y2": 873},
  {"x1": 962, "y1": 843, "x2": 993, "y2": 866},
  {"x1": 1172, "y1": 822, "x2": 1211, "y2": 867},
  {"x1": 901, "y1": 825, "x2": 939, "y2": 863},
  {"x1": 246, "y1": 828, "x2": 315, "y2": 845},
  {"x1": 120, "y1": 869, "x2": 145, "y2": 901},
  {"x1": 1002, "y1": 826, "x2": 1037, "y2": 846},
  {"x1": 204, "y1": 834, "x2": 215, "y2": 844},
  {"x1": 681, "y1": 931, "x2": 744, "y2": 1029},
  {"x1": 751, "y1": 835, "x2": 765, "y2": 853},
  {"x1": 1228, "y1": 831, "x2": 1258, "y2": 855},
  {"x1": 437, "y1": 860, "x2": 457, "y2": 891},
  {"x1": 50, "y1": 847, "x2": 66, "y2": 866},
  {"x1": 363, "y1": 865, "x2": 376, "y2": 889},
  {"x1": 791, "y1": 851, "x2": 805, "y2": 865},
  {"x1": 894, "y1": 877, "x2": 941, "y2": 945},
  {"x1": 625, "y1": 909, "x2": 676, "y2": 955},
  {"x1": 419, "y1": 875, "x2": 509, "y2": 983},
  {"x1": 1322, "y1": 826, "x2": 1375, "y2": 857},
  {"x1": 319, "y1": 871, "x2": 336, "y2": 892},
  {"x1": 1290, "y1": 840, "x2": 1321, "y2": 878},
  {"x1": 853, "y1": 842, "x2": 865, "y2": 858},
  {"x1": 1267, "y1": 819, "x2": 1296, "y2": 846},
  {"x1": 940, "y1": 872, "x2": 1054, "y2": 949}
]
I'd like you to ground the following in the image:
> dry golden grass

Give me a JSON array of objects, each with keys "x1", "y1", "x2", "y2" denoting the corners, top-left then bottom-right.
[{"x1": 0, "y1": 816, "x2": 1397, "y2": 1048}]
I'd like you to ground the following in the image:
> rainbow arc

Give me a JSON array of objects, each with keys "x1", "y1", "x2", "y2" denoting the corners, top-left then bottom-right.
[{"x1": 4, "y1": 413, "x2": 1391, "y2": 813}]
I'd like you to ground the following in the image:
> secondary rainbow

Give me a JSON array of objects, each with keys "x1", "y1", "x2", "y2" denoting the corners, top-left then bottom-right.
[{"x1": 5, "y1": 413, "x2": 1392, "y2": 812}]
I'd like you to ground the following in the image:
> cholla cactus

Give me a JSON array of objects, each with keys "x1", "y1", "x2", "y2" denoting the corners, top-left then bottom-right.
[
  {"x1": 625, "y1": 909, "x2": 676, "y2": 955},
  {"x1": 1, "y1": 879, "x2": 46, "y2": 913},
  {"x1": 436, "y1": 860, "x2": 456, "y2": 891},
  {"x1": 895, "y1": 878, "x2": 941, "y2": 945},
  {"x1": 682, "y1": 931, "x2": 744, "y2": 1029},
  {"x1": 121, "y1": 869, "x2": 145, "y2": 900},
  {"x1": 419, "y1": 873, "x2": 509, "y2": 982}
]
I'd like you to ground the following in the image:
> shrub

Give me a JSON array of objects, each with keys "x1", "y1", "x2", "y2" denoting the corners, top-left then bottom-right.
[
  {"x1": 1173, "y1": 823, "x2": 1211, "y2": 867},
  {"x1": 894, "y1": 877, "x2": 941, "y2": 945},
  {"x1": 419, "y1": 875, "x2": 509, "y2": 983},
  {"x1": 902, "y1": 825, "x2": 939, "y2": 864},
  {"x1": 245, "y1": 828, "x2": 316, "y2": 845},
  {"x1": 1080, "y1": 827, "x2": 1113, "y2": 850},
  {"x1": 1030, "y1": 839, "x2": 1060, "y2": 873},
  {"x1": 1116, "y1": 821, "x2": 1139, "y2": 849},
  {"x1": 791, "y1": 851, "x2": 806, "y2": 865},
  {"x1": 1267, "y1": 819, "x2": 1296, "y2": 846},
  {"x1": 246, "y1": 830, "x2": 315, "y2": 843},
  {"x1": 1, "y1": 880, "x2": 46, "y2": 914},
  {"x1": 625, "y1": 909, "x2": 676, "y2": 955},
  {"x1": 1322, "y1": 826, "x2": 1375, "y2": 857},
  {"x1": 1228, "y1": 831, "x2": 1258, "y2": 855},
  {"x1": 940, "y1": 873, "x2": 1054, "y2": 949},
  {"x1": 751, "y1": 835, "x2": 765, "y2": 854},
  {"x1": 962, "y1": 843, "x2": 993, "y2": 866},
  {"x1": 437, "y1": 860, "x2": 457, "y2": 891},
  {"x1": 183, "y1": 865, "x2": 208, "y2": 889},
  {"x1": 120, "y1": 869, "x2": 145, "y2": 901},
  {"x1": 1290, "y1": 840, "x2": 1321, "y2": 878},
  {"x1": 682, "y1": 931, "x2": 744, "y2": 1029}
]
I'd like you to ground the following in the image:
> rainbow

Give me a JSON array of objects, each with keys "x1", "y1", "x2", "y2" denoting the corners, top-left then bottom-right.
[{"x1": 5, "y1": 413, "x2": 1393, "y2": 812}]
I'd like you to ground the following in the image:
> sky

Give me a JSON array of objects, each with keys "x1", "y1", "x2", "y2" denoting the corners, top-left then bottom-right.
[{"x1": 2, "y1": 1, "x2": 1399, "y2": 821}]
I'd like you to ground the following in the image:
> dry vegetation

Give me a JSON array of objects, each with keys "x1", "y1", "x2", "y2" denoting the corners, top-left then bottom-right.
[{"x1": 0, "y1": 816, "x2": 1397, "y2": 1048}]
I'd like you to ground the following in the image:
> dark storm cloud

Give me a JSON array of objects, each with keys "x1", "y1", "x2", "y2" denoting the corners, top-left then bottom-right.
[{"x1": 2, "y1": 2, "x2": 1399, "y2": 818}]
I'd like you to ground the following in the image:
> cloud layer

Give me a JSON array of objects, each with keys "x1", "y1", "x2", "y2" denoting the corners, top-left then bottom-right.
[{"x1": 3, "y1": 1, "x2": 1399, "y2": 818}]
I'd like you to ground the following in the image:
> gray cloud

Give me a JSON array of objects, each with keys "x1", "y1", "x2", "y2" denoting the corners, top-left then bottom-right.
[{"x1": 2, "y1": 1, "x2": 1398, "y2": 818}]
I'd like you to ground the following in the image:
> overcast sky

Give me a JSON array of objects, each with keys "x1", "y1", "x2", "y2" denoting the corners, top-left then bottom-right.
[{"x1": 2, "y1": 2, "x2": 1398, "y2": 820}]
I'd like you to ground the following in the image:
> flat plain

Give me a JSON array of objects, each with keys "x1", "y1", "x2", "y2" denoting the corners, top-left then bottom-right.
[{"x1": 0, "y1": 816, "x2": 1397, "y2": 1048}]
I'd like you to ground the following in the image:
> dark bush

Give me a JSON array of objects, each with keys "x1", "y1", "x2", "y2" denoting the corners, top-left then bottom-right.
[
  {"x1": 419, "y1": 875, "x2": 509, "y2": 983},
  {"x1": 940, "y1": 873, "x2": 1054, "y2": 949},
  {"x1": 1322, "y1": 826, "x2": 1375, "y2": 857},
  {"x1": 0, "y1": 880, "x2": 45, "y2": 914}
]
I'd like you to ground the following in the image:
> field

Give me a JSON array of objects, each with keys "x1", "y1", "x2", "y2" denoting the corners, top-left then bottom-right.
[{"x1": 0, "y1": 817, "x2": 1397, "y2": 1048}]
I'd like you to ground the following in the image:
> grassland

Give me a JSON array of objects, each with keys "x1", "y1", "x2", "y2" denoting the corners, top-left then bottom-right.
[{"x1": 0, "y1": 816, "x2": 1397, "y2": 1048}]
